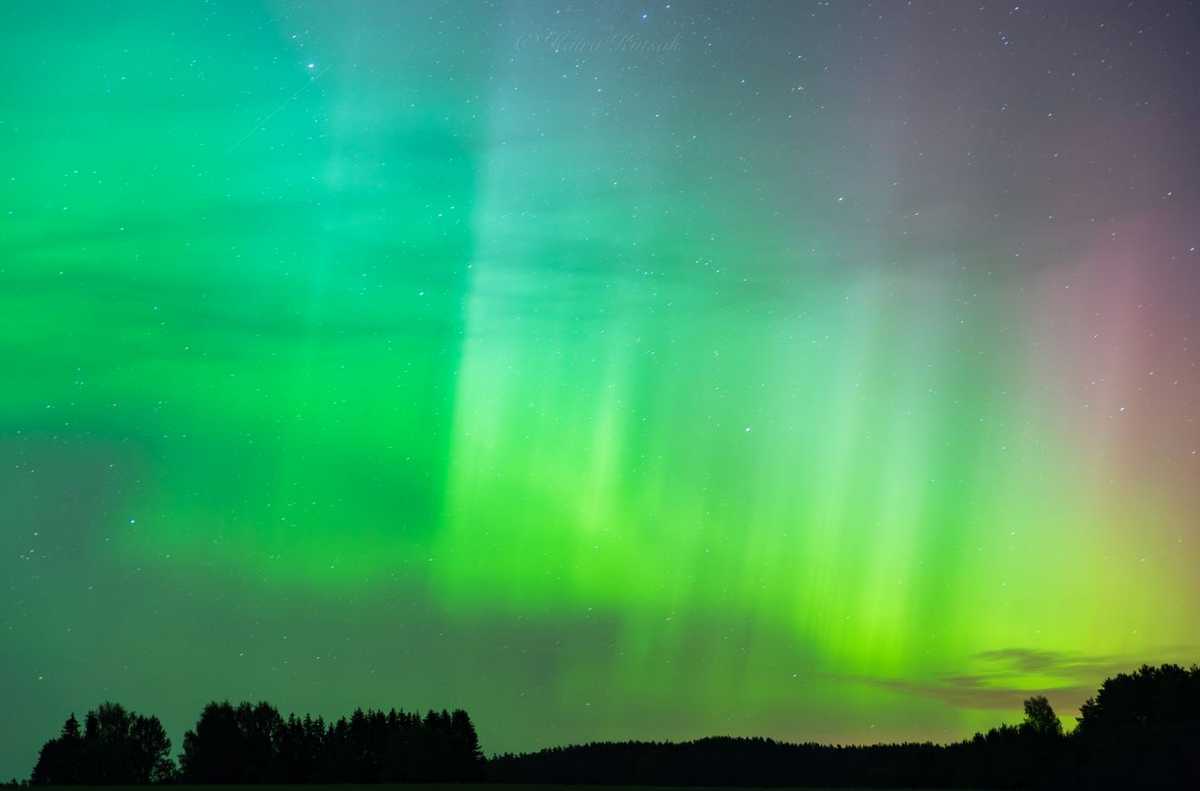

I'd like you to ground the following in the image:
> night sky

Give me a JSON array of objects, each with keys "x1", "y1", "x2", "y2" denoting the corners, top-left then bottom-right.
[{"x1": 3, "y1": 0, "x2": 1200, "y2": 779}]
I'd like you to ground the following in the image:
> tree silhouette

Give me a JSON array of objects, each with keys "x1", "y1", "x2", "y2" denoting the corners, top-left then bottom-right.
[
  {"x1": 176, "y1": 701, "x2": 484, "y2": 784},
  {"x1": 449, "y1": 707, "x2": 485, "y2": 778},
  {"x1": 30, "y1": 715, "x2": 83, "y2": 785},
  {"x1": 1073, "y1": 664, "x2": 1200, "y2": 788},
  {"x1": 1020, "y1": 695, "x2": 1063, "y2": 738},
  {"x1": 179, "y1": 701, "x2": 285, "y2": 783},
  {"x1": 31, "y1": 704, "x2": 171, "y2": 785}
]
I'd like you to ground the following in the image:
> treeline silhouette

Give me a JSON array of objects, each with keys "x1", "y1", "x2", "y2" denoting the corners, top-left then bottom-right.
[
  {"x1": 25, "y1": 664, "x2": 1199, "y2": 788},
  {"x1": 28, "y1": 704, "x2": 172, "y2": 785},
  {"x1": 490, "y1": 665, "x2": 1199, "y2": 789},
  {"x1": 32, "y1": 701, "x2": 482, "y2": 785}
]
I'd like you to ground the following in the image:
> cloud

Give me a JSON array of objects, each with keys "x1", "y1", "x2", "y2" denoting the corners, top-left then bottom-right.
[
  {"x1": 835, "y1": 646, "x2": 1198, "y2": 713},
  {"x1": 848, "y1": 673, "x2": 1094, "y2": 712}
]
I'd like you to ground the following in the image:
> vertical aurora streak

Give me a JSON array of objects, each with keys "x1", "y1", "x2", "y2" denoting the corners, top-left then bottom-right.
[{"x1": 2, "y1": 0, "x2": 1199, "y2": 779}]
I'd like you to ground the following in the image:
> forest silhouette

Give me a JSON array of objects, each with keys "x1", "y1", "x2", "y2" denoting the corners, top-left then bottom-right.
[{"x1": 20, "y1": 663, "x2": 1199, "y2": 789}]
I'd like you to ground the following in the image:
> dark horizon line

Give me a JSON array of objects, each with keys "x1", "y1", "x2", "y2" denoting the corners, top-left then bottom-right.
[{"x1": 18, "y1": 663, "x2": 1200, "y2": 790}]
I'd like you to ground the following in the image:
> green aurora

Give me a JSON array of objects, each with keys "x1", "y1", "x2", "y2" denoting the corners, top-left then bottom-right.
[{"x1": 2, "y1": 0, "x2": 1199, "y2": 779}]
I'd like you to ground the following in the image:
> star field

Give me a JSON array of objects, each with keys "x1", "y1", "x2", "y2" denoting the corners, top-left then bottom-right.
[{"x1": 2, "y1": 0, "x2": 1199, "y2": 780}]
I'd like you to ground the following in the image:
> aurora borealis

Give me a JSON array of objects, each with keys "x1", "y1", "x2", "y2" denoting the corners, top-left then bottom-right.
[{"x1": 2, "y1": 0, "x2": 1199, "y2": 779}]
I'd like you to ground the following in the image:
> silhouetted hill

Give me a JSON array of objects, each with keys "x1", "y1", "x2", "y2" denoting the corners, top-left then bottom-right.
[
  {"x1": 489, "y1": 666, "x2": 1199, "y2": 789},
  {"x1": 488, "y1": 736, "x2": 959, "y2": 788}
]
